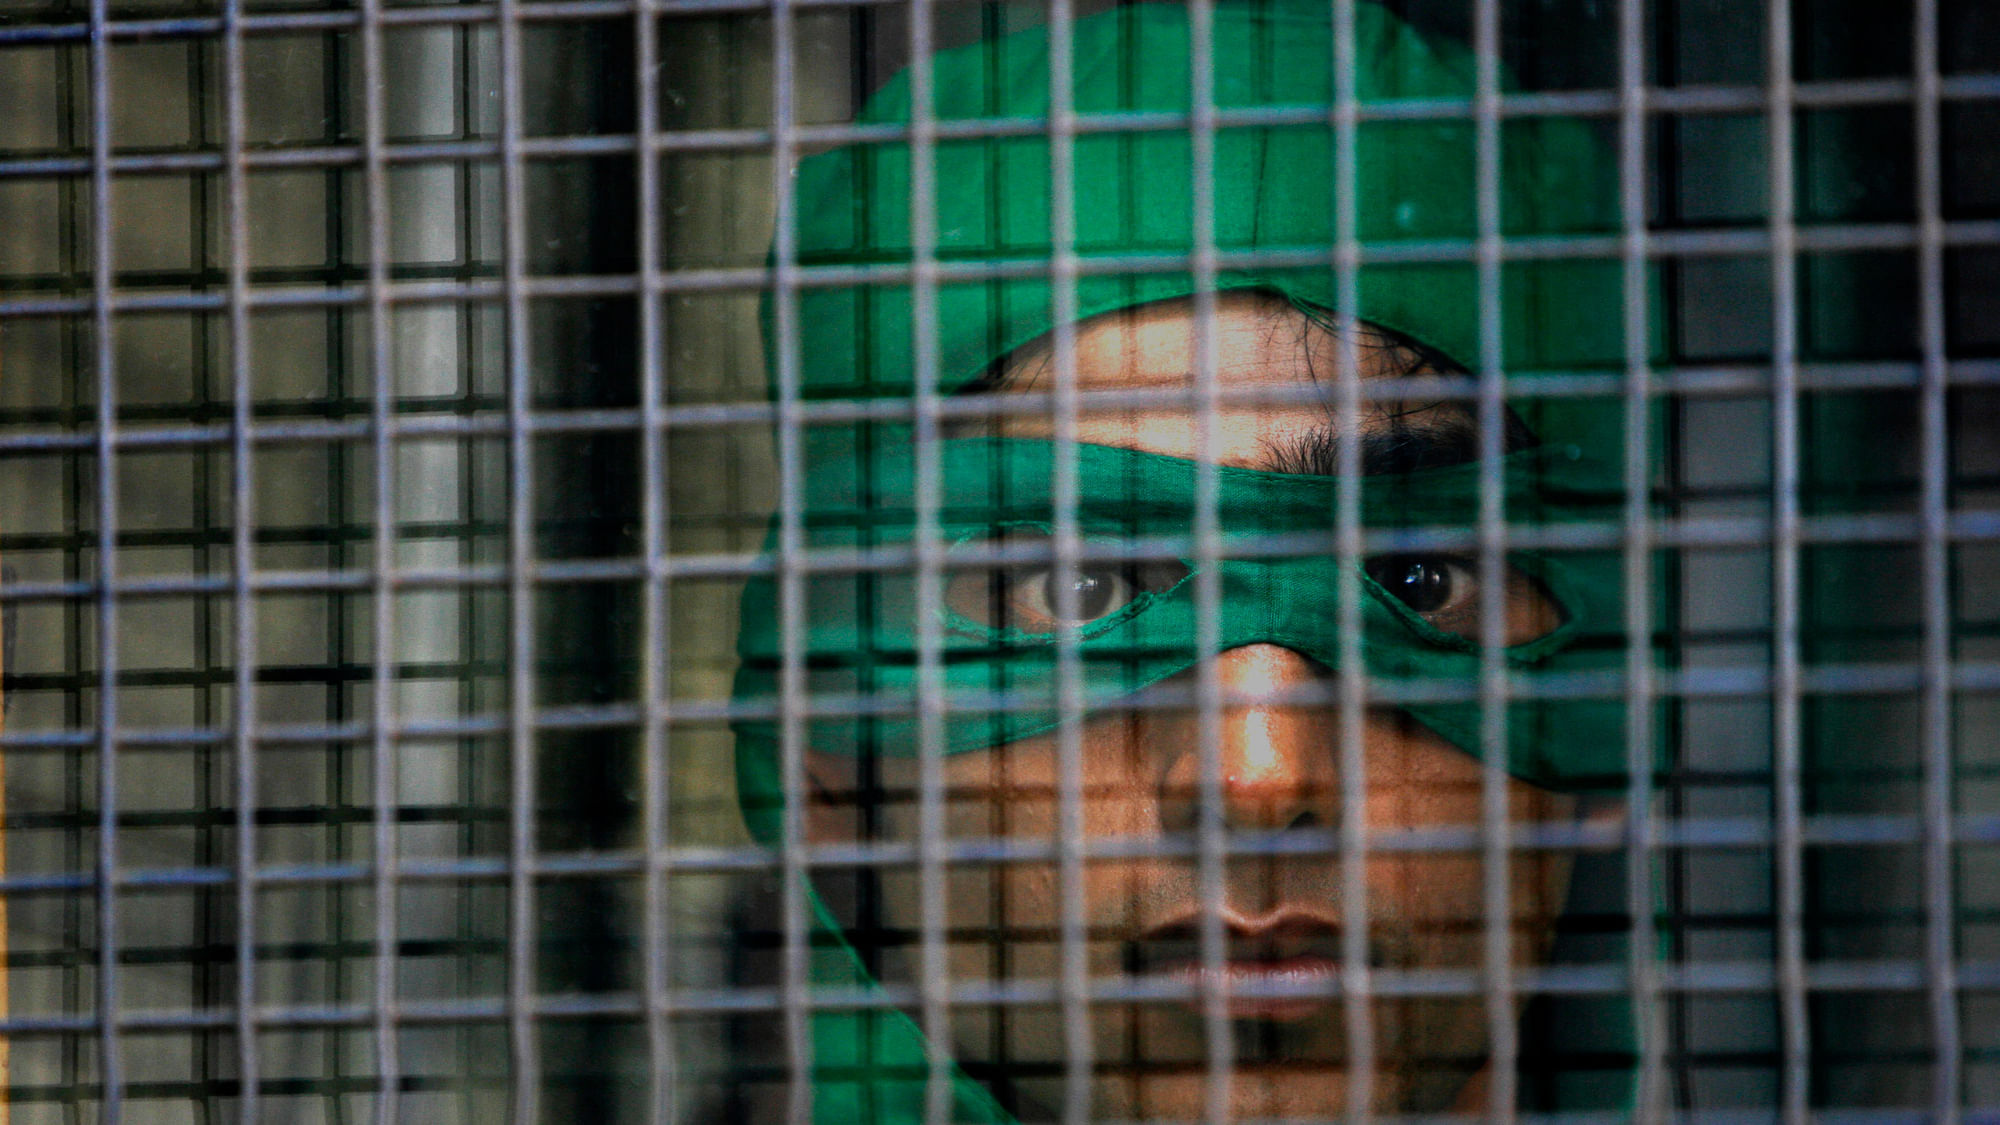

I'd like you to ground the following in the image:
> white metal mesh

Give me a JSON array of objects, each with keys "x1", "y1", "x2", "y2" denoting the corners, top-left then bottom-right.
[{"x1": 0, "y1": 0, "x2": 1993, "y2": 1121}]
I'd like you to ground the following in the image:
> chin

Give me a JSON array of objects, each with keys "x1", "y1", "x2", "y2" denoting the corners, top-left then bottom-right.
[
  {"x1": 1111, "y1": 1063, "x2": 1376, "y2": 1124},
  {"x1": 1061, "y1": 1052, "x2": 1481, "y2": 1123}
]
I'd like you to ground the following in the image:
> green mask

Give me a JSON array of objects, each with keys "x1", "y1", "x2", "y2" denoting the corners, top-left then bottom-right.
[{"x1": 735, "y1": 433, "x2": 1661, "y2": 844}]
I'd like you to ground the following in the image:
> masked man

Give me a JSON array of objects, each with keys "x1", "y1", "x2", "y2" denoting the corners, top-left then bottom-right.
[{"x1": 733, "y1": 1, "x2": 1661, "y2": 1119}]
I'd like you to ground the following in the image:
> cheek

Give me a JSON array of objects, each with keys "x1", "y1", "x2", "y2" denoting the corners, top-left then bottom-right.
[
  {"x1": 1366, "y1": 851, "x2": 1569, "y2": 960},
  {"x1": 913, "y1": 719, "x2": 1160, "y2": 843},
  {"x1": 1362, "y1": 740, "x2": 1579, "y2": 958},
  {"x1": 861, "y1": 744, "x2": 1086, "y2": 947},
  {"x1": 926, "y1": 728, "x2": 1171, "y2": 966}
]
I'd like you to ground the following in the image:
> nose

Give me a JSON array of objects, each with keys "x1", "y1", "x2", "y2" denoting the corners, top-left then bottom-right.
[{"x1": 1158, "y1": 644, "x2": 1335, "y2": 833}]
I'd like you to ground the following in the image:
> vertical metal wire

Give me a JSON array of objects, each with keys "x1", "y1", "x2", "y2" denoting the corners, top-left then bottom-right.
[
  {"x1": 1328, "y1": 2, "x2": 1375, "y2": 1119},
  {"x1": 1471, "y1": 0, "x2": 1517, "y2": 1114},
  {"x1": 192, "y1": 60, "x2": 224, "y2": 1116},
  {"x1": 497, "y1": 0, "x2": 541, "y2": 1110},
  {"x1": 766, "y1": 3, "x2": 814, "y2": 1120},
  {"x1": 1041, "y1": 1, "x2": 1093, "y2": 1121},
  {"x1": 635, "y1": 0, "x2": 676, "y2": 1120},
  {"x1": 221, "y1": 0, "x2": 260, "y2": 1113},
  {"x1": 1618, "y1": 0, "x2": 1664, "y2": 1115},
  {"x1": 1182, "y1": 2, "x2": 1231, "y2": 1121},
  {"x1": 901, "y1": 1, "x2": 952, "y2": 1119},
  {"x1": 56, "y1": 38, "x2": 90, "y2": 1109},
  {"x1": 1912, "y1": 1, "x2": 1963, "y2": 1118},
  {"x1": 360, "y1": 0, "x2": 403, "y2": 1108},
  {"x1": 87, "y1": 0, "x2": 123, "y2": 1113},
  {"x1": 359, "y1": 56, "x2": 407, "y2": 1125},
  {"x1": 1764, "y1": 0, "x2": 1809, "y2": 1120}
]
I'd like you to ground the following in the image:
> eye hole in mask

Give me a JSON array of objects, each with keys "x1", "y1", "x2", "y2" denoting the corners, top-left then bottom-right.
[
  {"x1": 1363, "y1": 553, "x2": 1566, "y2": 647},
  {"x1": 943, "y1": 530, "x2": 1191, "y2": 635}
]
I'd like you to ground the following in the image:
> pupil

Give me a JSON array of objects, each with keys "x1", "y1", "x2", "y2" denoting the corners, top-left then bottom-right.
[
  {"x1": 1376, "y1": 557, "x2": 1452, "y2": 614},
  {"x1": 1045, "y1": 570, "x2": 1116, "y2": 620}
]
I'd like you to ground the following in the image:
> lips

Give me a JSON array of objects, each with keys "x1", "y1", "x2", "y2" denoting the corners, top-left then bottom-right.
[{"x1": 1128, "y1": 911, "x2": 1356, "y2": 1023}]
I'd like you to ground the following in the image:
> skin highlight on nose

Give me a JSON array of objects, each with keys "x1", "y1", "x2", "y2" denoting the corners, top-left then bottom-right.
[{"x1": 1210, "y1": 645, "x2": 1329, "y2": 831}]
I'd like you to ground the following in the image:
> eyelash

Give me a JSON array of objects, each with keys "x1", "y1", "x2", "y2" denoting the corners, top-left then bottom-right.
[{"x1": 943, "y1": 560, "x2": 1189, "y2": 634}]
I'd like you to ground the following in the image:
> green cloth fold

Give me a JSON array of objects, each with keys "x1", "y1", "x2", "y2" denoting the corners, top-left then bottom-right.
[{"x1": 782, "y1": 0, "x2": 1651, "y2": 423}]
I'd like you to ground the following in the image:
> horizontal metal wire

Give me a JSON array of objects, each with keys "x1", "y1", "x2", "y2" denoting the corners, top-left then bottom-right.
[
  {"x1": 4, "y1": 359, "x2": 2000, "y2": 456},
  {"x1": 5, "y1": 506, "x2": 1997, "y2": 608},
  {"x1": 1, "y1": 220, "x2": 1998, "y2": 323},
  {"x1": 2, "y1": 811, "x2": 1998, "y2": 903},
  {"x1": 0, "y1": 954, "x2": 1994, "y2": 1043},
  {"x1": 4, "y1": 71, "x2": 2000, "y2": 173},
  {"x1": 0, "y1": 0, "x2": 643, "y2": 41},
  {"x1": 5, "y1": 656, "x2": 2000, "y2": 759}
]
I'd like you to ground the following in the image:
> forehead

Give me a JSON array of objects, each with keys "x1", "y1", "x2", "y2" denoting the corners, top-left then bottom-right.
[{"x1": 988, "y1": 293, "x2": 1415, "y2": 467}]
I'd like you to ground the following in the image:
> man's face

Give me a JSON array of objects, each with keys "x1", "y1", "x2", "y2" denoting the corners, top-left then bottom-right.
[{"x1": 805, "y1": 293, "x2": 1580, "y2": 1121}]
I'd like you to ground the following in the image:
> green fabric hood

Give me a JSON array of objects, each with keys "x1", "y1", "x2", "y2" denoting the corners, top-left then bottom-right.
[
  {"x1": 782, "y1": 0, "x2": 1641, "y2": 410},
  {"x1": 738, "y1": 2, "x2": 1652, "y2": 1120}
]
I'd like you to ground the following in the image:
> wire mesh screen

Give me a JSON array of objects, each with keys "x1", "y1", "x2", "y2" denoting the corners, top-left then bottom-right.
[{"x1": 0, "y1": 0, "x2": 1995, "y2": 1121}]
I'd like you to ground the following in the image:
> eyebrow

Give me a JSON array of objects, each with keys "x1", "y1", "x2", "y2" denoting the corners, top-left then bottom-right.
[{"x1": 1260, "y1": 420, "x2": 1485, "y2": 477}]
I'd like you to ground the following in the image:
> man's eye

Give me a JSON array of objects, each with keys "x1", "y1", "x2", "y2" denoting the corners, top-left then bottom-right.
[
  {"x1": 944, "y1": 560, "x2": 1183, "y2": 633},
  {"x1": 1365, "y1": 554, "x2": 1469, "y2": 616},
  {"x1": 1364, "y1": 553, "x2": 1563, "y2": 645}
]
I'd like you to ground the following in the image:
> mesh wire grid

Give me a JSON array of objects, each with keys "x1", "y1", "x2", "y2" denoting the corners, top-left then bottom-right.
[{"x1": 0, "y1": 0, "x2": 1994, "y2": 1121}]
